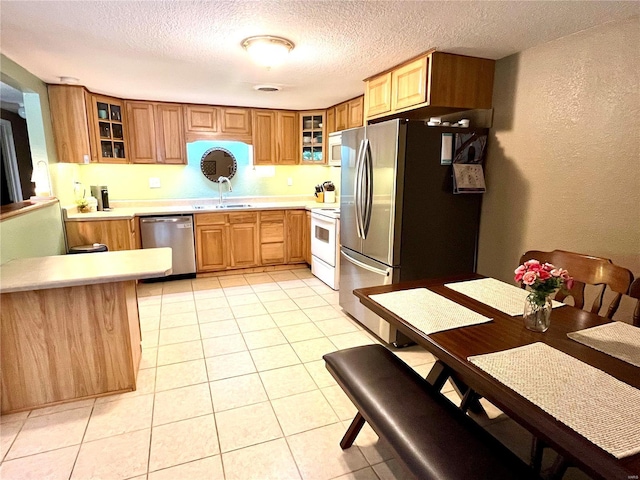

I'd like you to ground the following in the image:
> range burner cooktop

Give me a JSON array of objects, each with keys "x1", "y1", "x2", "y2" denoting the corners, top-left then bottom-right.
[{"x1": 311, "y1": 207, "x2": 340, "y2": 219}]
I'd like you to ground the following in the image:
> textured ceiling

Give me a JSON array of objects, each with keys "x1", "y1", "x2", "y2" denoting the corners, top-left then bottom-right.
[{"x1": 1, "y1": 1, "x2": 638, "y2": 110}]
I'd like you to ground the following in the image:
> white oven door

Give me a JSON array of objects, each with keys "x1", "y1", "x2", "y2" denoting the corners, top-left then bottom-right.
[{"x1": 311, "y1": 213, "x2": 337, "y2": 266}]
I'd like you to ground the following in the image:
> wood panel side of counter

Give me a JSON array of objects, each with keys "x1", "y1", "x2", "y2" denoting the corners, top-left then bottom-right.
[{"x1": 0, "y1": 281, "x2": 140, "y2": 413}]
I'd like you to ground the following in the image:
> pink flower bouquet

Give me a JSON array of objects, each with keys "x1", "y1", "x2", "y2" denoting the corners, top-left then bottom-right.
[{"x1": 515, "y1": 259, "x2": 574, "y2": 306}]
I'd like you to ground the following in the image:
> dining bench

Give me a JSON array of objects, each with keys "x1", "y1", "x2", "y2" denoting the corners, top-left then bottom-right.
[{"x1": 323, "y1": 344, "x2": 537, "y2": 479}]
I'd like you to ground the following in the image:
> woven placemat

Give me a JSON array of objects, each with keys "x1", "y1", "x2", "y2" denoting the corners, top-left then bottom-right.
[
  {"x1": 469, "y1": 342, "x2": 640, "y2": 459},
  {"x1": 568, "y1": 322, "x2": 640, "y2": 368},
  {"x1": 369, "y1": 288, "x2": 492, "y2": 335},
  {"x1": 445, "y1": 277, "x2": 565, "y2": 316}
]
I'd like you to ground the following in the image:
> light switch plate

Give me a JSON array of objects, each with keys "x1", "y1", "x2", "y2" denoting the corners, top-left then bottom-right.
[
  {"x1": 287, "y1": 177, "x2": 293, "y2": 186},
  {"x1": 149, "y1": 177, "x2": 161, "y2": 188}
]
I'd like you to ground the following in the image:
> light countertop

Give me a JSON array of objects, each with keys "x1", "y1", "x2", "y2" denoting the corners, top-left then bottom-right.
[
  {"x1": 64, "y1": 197, "x2": 339, "y2": 221},
  {"x1": 0, "y1": 248, "x2": 173, "y2": 293}
]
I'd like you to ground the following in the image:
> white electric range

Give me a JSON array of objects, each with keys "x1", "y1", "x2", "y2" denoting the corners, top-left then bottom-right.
[{"x1": 310, "y1": 207, "x2": 340, "y2": 290}]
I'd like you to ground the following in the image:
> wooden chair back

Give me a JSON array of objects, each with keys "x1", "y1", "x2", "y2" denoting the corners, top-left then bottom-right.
[
  {"x1": 519, "y1": 250, "x2": 634, "y2": 319},
  {"x1": 628, "y1": 278, "x2": 640, "y2": 327}
]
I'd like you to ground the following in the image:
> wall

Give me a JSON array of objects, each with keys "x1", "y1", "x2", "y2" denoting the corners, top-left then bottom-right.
[
  {"x1": 0, "y1": 55, "x2": 67, "y2": 261},
  {"x1": 477, "y1": 16, "x2": 640, "y2": 319},
  {"x1": 0, "y1": 55, "x2": 57, "y2": 165},
  {"x1": 0, "y1": 202, "x2": 66, "y2": 263},
  {"x1": 68, "y1": 140, "x2": 341, "y2": 202}
]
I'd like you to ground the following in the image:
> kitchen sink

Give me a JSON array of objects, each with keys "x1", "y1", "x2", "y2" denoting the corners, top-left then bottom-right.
[
  {"x1": 193, "y1": 204, "x2": 252, "y2": 210},
  {"x1": 214, "y1": 204, "x2": 253, "y2": 209}
]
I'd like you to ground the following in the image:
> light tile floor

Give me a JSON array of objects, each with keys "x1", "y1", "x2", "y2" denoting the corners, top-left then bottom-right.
[{"x1": 0, "y1": 268, "x2": 591, "y2": 479}]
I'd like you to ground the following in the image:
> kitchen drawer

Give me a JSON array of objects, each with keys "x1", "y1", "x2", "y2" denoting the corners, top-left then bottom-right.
[
  {"x1": 228, "y1": 212, "x2": 257, "y2": 224},
  {"x1": 260, "y1": 222, "x2": 284, "y2": 243},
  {"x1": 195, "y1": 212, "x2": 226, "y2": 226},
  {"x1": 261, "y1": 242, "x2": 285, "y2": 265},
  {"x1": 260, "y1": 210, "x2": 285, "y2": 221}
]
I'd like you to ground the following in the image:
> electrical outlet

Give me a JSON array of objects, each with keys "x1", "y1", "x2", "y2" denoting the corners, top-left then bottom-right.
[
  {"x1": 287, "y1": 177, "x2": 293, "y2": 186},
  {"x1": 149, "y1": 177, "x2": 161, "y2": 188}
]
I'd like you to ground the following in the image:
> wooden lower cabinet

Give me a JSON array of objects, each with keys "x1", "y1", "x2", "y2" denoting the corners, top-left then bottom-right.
[
  {"x1": 304, "y1": 211, "x2": 311, "y2": 264},
  {"x1": 260, "y1": 210, "x2": 285, "y2": 265},
  {"x1": 286, "y1": 210, "x2": 306, "y2": 264},
  {"x1": 65, "y1": 219, "x2": 137, "y2": 251},
  {"x1": 195, "y1": 212, "x2": 258, "y2": 272},
  {"x1": 228, "y1": 212, "x2": 259, "y2": 268},
  {"x1": 196, "y1": 209, "x2": 309, "y2": 272},
  {"x1": 196, "y1": 224, "x2": 228, "y2": 271}
]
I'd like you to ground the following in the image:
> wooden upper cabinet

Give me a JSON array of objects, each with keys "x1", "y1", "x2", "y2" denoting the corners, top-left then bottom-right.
[
  {"x1": 392, "y1": 56, "x2": 428, "y2": 111},
  {"x1": 127, "y1": 102, "x2": 185, "y2": 164},
  {"x1": 90, "y1": 94, "x2": 128, "y2": 163},
  {"x1": 365, "y1": 72, "x2": 392, "y2": 118},
  {"x1": 326, "y1": 108, "x2": 336, "y2": 134},
  {"x1": 365, "y1": 51, "x2": 494, "y2": 120},
  {"x1": 429, "y1": 52, "x2": 495, "y2": 109},
  {"x1": 300, "y1": 111, "x2": 325, "y2": 164},
  {"x1": 325, "y1": 97, "x2": 363, "y2": 133},
  {"x1": 220, "y1": 108, "x2": 251, "y2": 135},
  {"x1": 48, "y1": 85, "x2": 93, "y2": 163},
  {"x1": 252, "y1": 110, "x2": 276, "y2": 165},
  {"x1": 156, "y1": 104, "x2": 186, "y2": 164},
  {"x1": 185, "y1": 105, "x2": 218, "y2": 133},
  {"x1": 126, "y1": 101, "x2": 157, "y2": 164},
  {"x1": 347, "y1": 96, "x2": 364, "y2": 128},
  {"x1": 277, "y1": 111, "x2": 298, "y2": 165},
  {"x1": 252, "y1": 110, "x2": 298, "y2": 165},
  {"x1": 335, "y1": 103, "x2": 348, "y2": 131},
  {"x1": 48, "y1": 86, "x2": 129, "y2": 164}
]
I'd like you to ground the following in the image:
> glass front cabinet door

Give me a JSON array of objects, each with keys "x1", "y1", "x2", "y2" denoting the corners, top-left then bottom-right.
[
  {"x1": 92, "y1": 95, "x2": 128, "y2": 163},
  {"x1": 300, "y1": 111, "x2": 326, "y2": 164}
]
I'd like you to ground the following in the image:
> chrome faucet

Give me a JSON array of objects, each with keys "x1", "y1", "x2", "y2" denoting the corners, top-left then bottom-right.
[{"x1": 217, "y1": 176, "x2": 232, "y2": 205}]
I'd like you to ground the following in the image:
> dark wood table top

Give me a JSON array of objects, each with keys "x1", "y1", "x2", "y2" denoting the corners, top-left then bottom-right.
[{"x1": 354, "y1": 273, "x2": 640, "y2": 480}]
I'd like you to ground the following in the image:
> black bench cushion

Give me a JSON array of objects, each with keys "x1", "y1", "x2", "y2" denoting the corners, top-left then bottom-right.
[{"x1": 324, "y1": 344, "x2": 536, "y2": 480}]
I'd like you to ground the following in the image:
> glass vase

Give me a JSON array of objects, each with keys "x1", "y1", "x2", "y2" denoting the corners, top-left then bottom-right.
[{"x1": 523, "y1": 293, "x2": 552, "y2": 332}]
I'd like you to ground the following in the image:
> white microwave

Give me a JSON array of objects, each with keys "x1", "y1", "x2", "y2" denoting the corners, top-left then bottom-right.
[{"x1": 328, "y1": 132, "x2": 342, "y2": 167}]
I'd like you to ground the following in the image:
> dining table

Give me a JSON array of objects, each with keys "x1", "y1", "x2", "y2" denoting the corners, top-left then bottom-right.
[{"x1": 353, "y1": 273, "x2": 640, "y2": 480}]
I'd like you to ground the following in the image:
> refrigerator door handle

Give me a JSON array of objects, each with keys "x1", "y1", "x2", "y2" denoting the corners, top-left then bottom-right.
[
  {"x1": 341, "y1": 250, "x2": 391, "y2": 277},
  {"x1": 353, "y1": 139, "x2": 365, "y2": 238},
  {"x1": 362, "y1": 139, "x2": 373, "y2": 238}
]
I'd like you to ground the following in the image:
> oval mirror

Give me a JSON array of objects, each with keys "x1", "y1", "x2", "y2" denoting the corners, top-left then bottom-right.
[{"x1": 200, "y1": 147, "x2": 238, "y2": 182}]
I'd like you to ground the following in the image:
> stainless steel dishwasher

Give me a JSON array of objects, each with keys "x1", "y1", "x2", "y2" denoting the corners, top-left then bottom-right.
[{"x1": 140, "y1": 215, "x2": 196, "y2": 277}]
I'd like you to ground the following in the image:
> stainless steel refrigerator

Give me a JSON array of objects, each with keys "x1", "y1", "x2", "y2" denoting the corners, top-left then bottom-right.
[{"x1": 339, "y1": 119, "x2": 487, "y2": 346}]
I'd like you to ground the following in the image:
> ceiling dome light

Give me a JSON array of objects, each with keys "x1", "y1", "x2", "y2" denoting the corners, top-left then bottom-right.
[
  {"x1": 242, "y1": 36, "x2": 294, "y2": 68},
  {"x1": 59, "y1": 76, "x2": 79, "y2": 84}
]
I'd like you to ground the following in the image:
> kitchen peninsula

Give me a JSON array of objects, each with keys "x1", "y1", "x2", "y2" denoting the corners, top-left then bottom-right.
[{"x1": 0, "y1": 248, "x2": 172, "y2": 414}]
